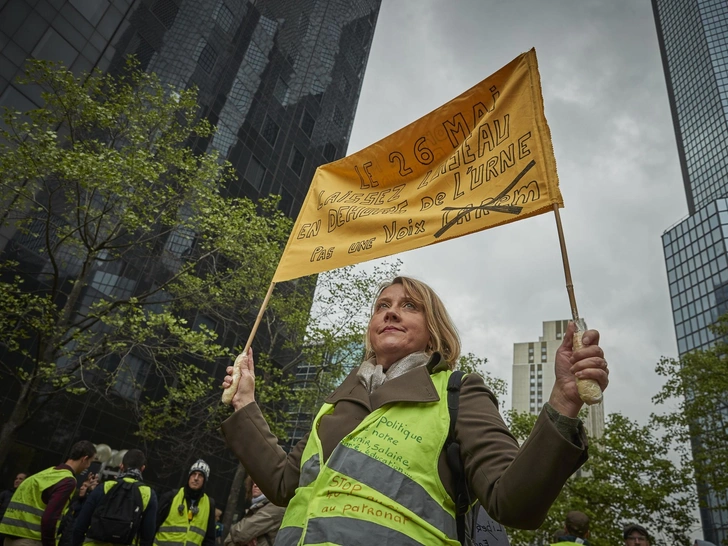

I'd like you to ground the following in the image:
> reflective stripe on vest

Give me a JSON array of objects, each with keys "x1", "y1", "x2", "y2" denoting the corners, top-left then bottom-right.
[
  {"x1": 8, "y1": 502, "x2": 44, "y2": 517},
  {"x1": 153, "y1": 488, "x2": 210, "y2": 546},
  {"x1": 0, "y1": 466, "x2": 75, "y2": 541},
  {"x1": 298, "y1": 454, "x2": 320, "y2": 488},
  {"x1": 84, "y1": 477, "x2": 153, "y2": 546},
  {"x1": 327, "y1": 444, "x2": 455, "y2": 536},
  {"x1": 275, "y1": 370, "x2": 459, "y2": 546},
  {"x1": 303, "y1": 516, "x2": 424, "y2": 546}
]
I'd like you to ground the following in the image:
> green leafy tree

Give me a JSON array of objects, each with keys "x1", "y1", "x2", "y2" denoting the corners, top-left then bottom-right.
[
  {"x1": 652, "y1": 315, "x2": 728, "y2": 544},
  {"x1": 457, "y1": 352, "x2": 507, "y2": 402},
  {"x1": 504, "y1": 411, "x2": 696, "y2": 546},
  {"x1": 0, "y1": 58, "x2": 303, "y2": 469}
]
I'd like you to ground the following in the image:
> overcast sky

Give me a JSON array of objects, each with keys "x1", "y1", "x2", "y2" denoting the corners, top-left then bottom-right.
[{"x1": 345, "y1": 0, "x2": 687, "y2": 423}]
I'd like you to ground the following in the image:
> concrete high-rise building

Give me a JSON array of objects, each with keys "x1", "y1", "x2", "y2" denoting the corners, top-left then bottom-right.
[
  {"x1": 0, "y1": 0, "x2": 381, "y2": 499},
  {"x1": 654, "y1": 0, "x2": 728, "y2": 356},
  {"x1": 653, "y1": 0, "x2": 728, "y2": 542},
  {"x1": 512, "y1": 319, "x2": 604, "y2": 439}
]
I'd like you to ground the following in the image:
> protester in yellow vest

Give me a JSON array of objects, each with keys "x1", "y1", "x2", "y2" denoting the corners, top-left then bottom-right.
[
  {"x1": 71, "y1": 449, "x2": 157, "y2": 546},
  {"x1": 155, "y1": 460, "x2": 215, "y2": 546},
  {"x1": 221, "y1": 276, "x2": 611, "y2": 545},
  {"x1": 0, "y1": 441, "x2": 96, "y2": 546},
  {"x1": 551, "y1": 511, "x2": 592, "y2": 546}
]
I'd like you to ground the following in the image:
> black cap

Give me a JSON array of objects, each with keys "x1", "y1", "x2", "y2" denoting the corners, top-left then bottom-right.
[{"x1": 624, "y1": 524, "x2": 649, "y2": 540}]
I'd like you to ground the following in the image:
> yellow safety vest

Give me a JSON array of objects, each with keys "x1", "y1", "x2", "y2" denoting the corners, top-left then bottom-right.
[
  {"x1": 276, "y1": 369, "x2": 458, "y2": 546},
  {"x1": 0, "y1": 466, "x2": 75, "y2": 541},
  {"x1": 84, "y1": 477, "x2": 153, "y2": 546},
  {"x1": 154, "y1": 488, "x2": 210, "y2": 546}
]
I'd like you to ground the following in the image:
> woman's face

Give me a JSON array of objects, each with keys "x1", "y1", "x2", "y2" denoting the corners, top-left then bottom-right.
[{"x1": 368, "y1": 283, "x2": 430, "y2": 370}]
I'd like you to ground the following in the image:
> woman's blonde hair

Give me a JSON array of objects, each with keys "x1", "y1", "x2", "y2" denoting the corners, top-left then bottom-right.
[{"x1": 364, "y1": 276, "x2": 461, "y2": 368}]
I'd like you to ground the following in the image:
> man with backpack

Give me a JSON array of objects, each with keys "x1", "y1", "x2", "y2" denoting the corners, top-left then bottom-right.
[
  {"x1": 0, "y1": 440, "x2": 96, "y2": 546},
  {"x1": 155, "y1": 460, "x2": 215, "y2": 546},
  {"x1": 71, "y1": 449, "x2": 157, "y2": 546}
]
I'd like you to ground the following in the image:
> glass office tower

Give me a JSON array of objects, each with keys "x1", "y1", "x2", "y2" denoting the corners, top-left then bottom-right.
[
  {"x1": 653, "y1": 0, "x2": 728, "y2": 542},
  {"x1": 0, "y1": 0, "x2": 381, "y2": 500}
]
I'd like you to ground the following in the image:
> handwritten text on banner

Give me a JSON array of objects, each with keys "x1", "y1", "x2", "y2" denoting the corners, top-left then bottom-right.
[{"x1": 273, "y1": 49, "x2": 562, "y2": 282}]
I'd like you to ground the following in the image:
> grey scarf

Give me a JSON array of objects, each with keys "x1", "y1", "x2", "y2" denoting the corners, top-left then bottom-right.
[
  {"x1": 118, "y1": 468, "x2": 144, "y2": 481},
  {"x1": 357, "y1": 351, "x2": 430, "y2": 393}
]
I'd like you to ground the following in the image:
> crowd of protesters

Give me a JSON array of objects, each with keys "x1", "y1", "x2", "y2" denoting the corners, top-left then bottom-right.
[
  {"x1": 0, "y1": 448, "x2": 694, "y2": 546},
  {"x1": 0, "y1": 441, "x2": 275, "y2": 546}
]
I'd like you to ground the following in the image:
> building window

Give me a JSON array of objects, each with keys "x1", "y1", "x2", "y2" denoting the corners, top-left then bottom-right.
[
  {"x1": 339, "y1": 75, "x2": 352, "y2": 97},
  {"x1": 214, "y1": 3, "x2": 234, "y2": 33},
  {"x1": 113, "y1": 354, "x2": 149, "y2": 401},
  {"x1": 165, "y1": 206, "x2": 195, "y2": 259},
  {"x1": 33, "y1": 28, "x2": 79, "y2": 67},
  {"x1": 259, "y1": 15, "x2": 277, "y2": 36},
  {"x1": 280, "y1": 189, "x2": 294, "y2": 216},
  {"x1": 300, "y1": 109, "x2": 315, "y2": 138},
  {"x1": 152, "y1": 0, "x2": 179, "y2": 28},
  {"x1": 289, "y1": 147, "x2": 305, "y2": 177},
  {"x1": 332, "y1": 106, "x2": 345, "y2": 128},
  {"x1": 273, "y1": 77, "x2": 288, "y2": 104},
  {"x1": 261, "y1": 115, "x2": 279, "y2": 146},
  {"x1": 71, "y1": 0, "x2": 109, "y2": 25},
  {"x1": 229, "y1": 78, "x2": 252, "y2": 113},
  {"x1": 245, "y1": 42, "x2": 267, "y2": 73},
  {"x1": 90, "y1": 271, "x2": 136, "y2": 299},
  {"x1": 198, "y1": 41, "x2": 218, "y2": 73},
  {"x1": 130, "y1": 34, "x2": 156, "y2": 70},
  {"x1": 193, "y1": 313, "x2": 217, "y2": 333},
  {"x1": 323, "y1": 143, "x2": 337, "y2": 162},
  {"x1": 245, "y1": 156, "x2": 266, "y2": 190}
]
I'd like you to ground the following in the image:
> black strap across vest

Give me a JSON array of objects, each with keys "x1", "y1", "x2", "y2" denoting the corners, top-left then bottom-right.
[{"x1": 444, "y1": 370, "x2": 469, "y2": 545}]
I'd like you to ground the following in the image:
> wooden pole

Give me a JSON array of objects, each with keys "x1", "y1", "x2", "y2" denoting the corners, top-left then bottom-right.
[
  {"x1": 221, "y1": 281, "x2": 276, "y2": 405},
  {"x1": 552, "y1": 203, "x2": 580, "y2": 322},
  {"x1": 244, "y1": 280, "x2": 276, "y2": 353},
  {"x1": 552, "y1": 204, "x2": 602, "y2": 405}
]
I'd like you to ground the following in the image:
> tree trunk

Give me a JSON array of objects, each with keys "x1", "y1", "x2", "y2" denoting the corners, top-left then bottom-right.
[
  {"x1": 0, "y1": 378, "x2": 35, "y2": 469},
  {"x1": 222, "y1": 463, "x2": 247, "y2": 535}
]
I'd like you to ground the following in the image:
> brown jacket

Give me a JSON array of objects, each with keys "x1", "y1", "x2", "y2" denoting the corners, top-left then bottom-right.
[
  {"x1": 224, "y1": 499, "x2": 285, "y2": 546},
  {"x1": 221, "y1": 354, "x2": 588, "y2": 530}
]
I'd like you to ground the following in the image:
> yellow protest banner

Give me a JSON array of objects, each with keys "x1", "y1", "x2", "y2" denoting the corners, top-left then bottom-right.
[{"x1": 272, "y1": 48, "x2": 562, "y2": 282}]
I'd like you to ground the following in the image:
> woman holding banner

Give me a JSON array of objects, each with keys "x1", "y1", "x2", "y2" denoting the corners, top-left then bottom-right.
[{"x1": 221, "y1": 276, "x2": 609, "y2": 546}]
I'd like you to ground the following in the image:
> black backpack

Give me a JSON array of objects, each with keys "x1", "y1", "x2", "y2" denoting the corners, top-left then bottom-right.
[
  {"x1": 445, "y1": 370, "x2": 511, "y2": 546},
  {"x1": 87, "y1": 478, "x2": 145, "y2": 544}
]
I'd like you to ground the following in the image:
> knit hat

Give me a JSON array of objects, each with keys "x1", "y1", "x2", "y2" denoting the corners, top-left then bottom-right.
[{"x1": 189, "y1": 459, "x2": 210, "y2": 481}]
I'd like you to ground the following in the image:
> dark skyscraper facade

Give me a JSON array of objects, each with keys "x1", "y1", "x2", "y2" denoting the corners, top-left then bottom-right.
[
  {"x1": 1, "y1": 0, "x2": 380, "y2": 215},
  {"x1": 0, "y1": 0, "x2": 381, "y2": 500},
  {"x1": 653, "y1": 0, "x2": 728, "y2": 542}
]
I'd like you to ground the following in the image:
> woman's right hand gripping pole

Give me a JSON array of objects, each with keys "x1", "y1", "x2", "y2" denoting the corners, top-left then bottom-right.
[{"x1": 222, "y1": 347, "x2": 256, "y2": 411}]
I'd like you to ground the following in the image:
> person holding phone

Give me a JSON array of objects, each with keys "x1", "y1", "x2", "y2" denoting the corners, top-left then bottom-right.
[{"x1": 57, "y1": 469, "x2": 99, "y2": 546}]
